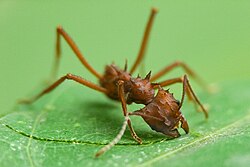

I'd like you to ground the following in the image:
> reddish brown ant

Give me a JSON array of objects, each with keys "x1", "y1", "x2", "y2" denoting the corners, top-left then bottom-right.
[{"x1": 21, "y1": 8, "x2": 208, "y2": 157}]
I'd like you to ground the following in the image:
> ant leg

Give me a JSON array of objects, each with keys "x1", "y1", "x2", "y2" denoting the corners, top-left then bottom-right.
[
  {"x1": 153, "y1": 75, "x2": 208, "y2": 118},
  {"x1": 20, "y1": 73, "x2": 107, "y2": 104},
  {"x1": 95, "y1": 114, "x2": 129, "y2": 157},
  {"x1": 150, "y1": 61, "x2": 207, "y2": 91},
  {"x1": 153, "y1": 77, "x2": 194, "y2": 102},
  {"x1": 154, "y1": 77, "x2": 200, "y2": 106},
  {"x1": 130, "y1": 8, "x2": 158, "y2": 74},
  {"x1": 152, "y1": 77, "x2": 183, "y2": 88},
  {"x1": 117, "y1": 80, "x2": 142, "y2": 144},
  {"x1": 51, "y1": 26, "x2": 102, "y2": 79},
  {"x1": 182, "y1": 75, "x2": 208, "y2": 118}
]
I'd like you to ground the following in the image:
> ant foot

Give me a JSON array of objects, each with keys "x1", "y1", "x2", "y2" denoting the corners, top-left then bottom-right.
[
  {"x1": 17, "y1": 98, "x2": 33, "y2": 104},
  {"x1": 133, "y1": 135, "x2": 142, "y2": 144}
]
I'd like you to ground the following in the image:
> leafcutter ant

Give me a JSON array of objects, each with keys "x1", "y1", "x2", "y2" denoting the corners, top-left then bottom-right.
[{"x1": 21, "y1": 8, "x2": 208, "y2": 157}]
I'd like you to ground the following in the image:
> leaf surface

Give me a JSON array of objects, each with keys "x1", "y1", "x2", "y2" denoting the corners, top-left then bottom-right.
[{"x1": 1, "y1": 80, "x2": 250, "y2": 167}]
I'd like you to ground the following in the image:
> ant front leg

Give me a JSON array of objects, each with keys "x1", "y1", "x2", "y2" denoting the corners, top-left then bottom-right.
[
  {"x1": 20, "y1": 73, "x2": 107, "y2": 104},
  {"x1": 51, "y1": 26, "x2": 102, "y2": 79},
  {"x1": 95, "y1": 113, "x2": 130, "y2": 157},
  {"x1": 153, "y1": 75, "x2": 208, "y2": 118},
  {"x1": 117, "y1": 80, "x2": 142, "y2": 144},
  {"x1": 150, "y1": 61, "x2": 208, "y2": 91}
]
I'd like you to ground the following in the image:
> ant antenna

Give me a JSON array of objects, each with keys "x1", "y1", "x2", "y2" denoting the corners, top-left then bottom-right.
[{"x1": 95, "y1": 114, "x2": 129, "y2": 157}]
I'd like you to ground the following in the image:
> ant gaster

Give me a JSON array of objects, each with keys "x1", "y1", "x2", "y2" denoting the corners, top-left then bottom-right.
[{"x1": 21, "y1": 8, "x2": 208, "y2": 157}]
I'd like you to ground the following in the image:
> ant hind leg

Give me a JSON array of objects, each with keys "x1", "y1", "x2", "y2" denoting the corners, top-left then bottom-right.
[
  {"x1": 19, "y1": 73, "x2": 107, "y2": 104},
  {"x1": 51, "y1": 26, "x2": 102, "y2": 79}
]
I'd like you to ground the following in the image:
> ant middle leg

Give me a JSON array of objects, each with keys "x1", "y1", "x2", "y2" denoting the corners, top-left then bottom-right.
[
  {"x1": 95, "y1": 79, "x2": 146, "y2": 157},
  {"x1": 20, "y1": 73, "x2": 107, "y2": 104},
  {"x1": 117, "y1": 80, "x2": 142, "y2": 144},
  {"x1": 150, "y1": 61, "x2": 207, "y2": 90},
  {"x1": 153, "y1": 75, "x2": 208, "y2": 118},
  {"x1": 51, "y1": 26, "x2": 102, "y2": 79}
]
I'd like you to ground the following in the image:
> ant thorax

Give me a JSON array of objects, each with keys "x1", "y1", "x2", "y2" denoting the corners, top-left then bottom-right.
[
  {"x1": 99, "y1": 64, "x2": 155, "y2": 105},
  {"x1": 126, "y1": 77, "x2": 155, "y2": 104}
]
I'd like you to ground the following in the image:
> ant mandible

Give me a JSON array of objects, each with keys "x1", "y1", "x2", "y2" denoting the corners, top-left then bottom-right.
[{"x1": 21, "y1": 8, "x2": 208, "y2": 157}]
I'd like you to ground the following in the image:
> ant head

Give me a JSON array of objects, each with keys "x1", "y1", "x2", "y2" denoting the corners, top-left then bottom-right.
[
  {"x1": 154, "y1": 87, "x2": 180, "y2": 111},
  {"x1": 136, "y1": 87, "x2": 188, "y2": 138}
]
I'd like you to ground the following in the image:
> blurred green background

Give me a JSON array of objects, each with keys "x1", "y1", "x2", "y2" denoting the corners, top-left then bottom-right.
[{"x1": 0, "y1": 0, "x2": 250, "y2": 114}]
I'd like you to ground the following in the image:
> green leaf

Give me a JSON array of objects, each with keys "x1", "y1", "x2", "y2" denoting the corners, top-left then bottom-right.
[{"x1": 1, "y1": 80, "x2": 250, "y2": 167}]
